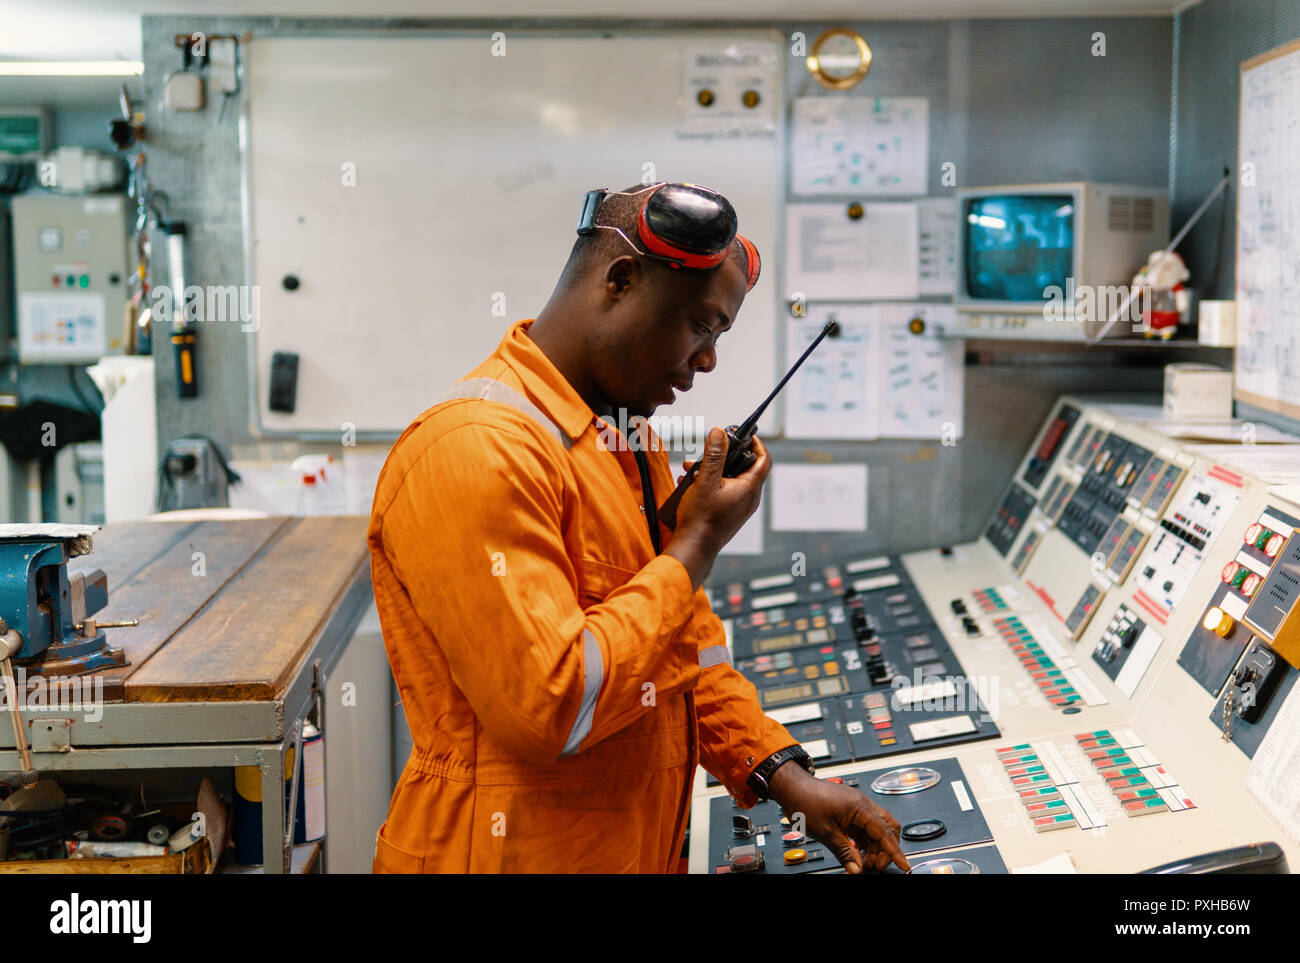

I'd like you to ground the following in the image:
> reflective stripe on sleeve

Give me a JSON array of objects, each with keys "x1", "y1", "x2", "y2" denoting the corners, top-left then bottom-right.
[
  {"x1": 699, "y1": 644, "x2": 731, "y2": 668},
  {"x1": 561, "y1": 629, "x2": 604, "y2": 757}
]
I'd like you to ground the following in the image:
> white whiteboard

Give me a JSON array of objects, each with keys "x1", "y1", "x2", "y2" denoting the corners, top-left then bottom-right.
[
  {"x1": 244, "y1": 32, "x2": 784, "y2": 438},
  {"x1": 1236, "y1": 40, "x2": 1300, "y2": 422}
]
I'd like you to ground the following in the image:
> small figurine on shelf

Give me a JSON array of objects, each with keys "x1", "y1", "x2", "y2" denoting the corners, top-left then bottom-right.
[{"x1": 1131, "y1": 250, "x2": 1190, "y2": 340}]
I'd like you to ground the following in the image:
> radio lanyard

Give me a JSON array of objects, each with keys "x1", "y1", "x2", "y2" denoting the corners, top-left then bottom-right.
[{"x1": 631, "y1": 447, "x2": 662, "y2": 554}]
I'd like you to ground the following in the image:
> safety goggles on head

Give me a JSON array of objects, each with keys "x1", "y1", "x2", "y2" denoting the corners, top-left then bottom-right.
[{"x1": 576, "y1": 182, "x2": 761, "y2": 291}]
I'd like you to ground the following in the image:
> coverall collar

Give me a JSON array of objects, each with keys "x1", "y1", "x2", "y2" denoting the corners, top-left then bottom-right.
[{"x1": 500, "y1": 320, "x2": 597, "y2": 443}]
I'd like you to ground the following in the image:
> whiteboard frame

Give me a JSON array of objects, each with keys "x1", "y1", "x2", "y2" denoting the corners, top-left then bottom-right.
[
  {"x1": 1234, "y1": 38, "x2": 1300, "y2": 423},
  {"x1": 238, "y1": 27, "x2": 787, "y2": 442}
]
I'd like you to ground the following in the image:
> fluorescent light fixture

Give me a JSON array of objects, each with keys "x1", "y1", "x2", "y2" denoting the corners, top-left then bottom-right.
[{"x1": 0, "y1": 61, "x2": 143, "y2": 77}]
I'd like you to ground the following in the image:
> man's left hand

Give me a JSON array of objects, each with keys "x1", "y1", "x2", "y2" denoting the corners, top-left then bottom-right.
[{"x1": 768, "y1": 761, "x2": 910, "y2": 874}]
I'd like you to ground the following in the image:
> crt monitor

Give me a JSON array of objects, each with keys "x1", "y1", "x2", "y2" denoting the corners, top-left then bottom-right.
[{"x1": 953, "y1": 183, "x2": 1169, "y2": 340}]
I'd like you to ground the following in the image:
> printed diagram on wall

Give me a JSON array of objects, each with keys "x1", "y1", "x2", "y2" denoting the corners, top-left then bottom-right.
[
  {"x1": 784, "y1": 303, "x2": 964, "y2": 441},
  {"x1": 791, "y1": 96, "x2": 929, "y2": 196},
  {"x1": 879, "y1": 303, "x2": 964, "y2": 440},
  {"x1": 785, "y1": 305, "x2": 879, "y2": 439},
  {"x1": 770, "y1": 464, "x2": 868, "y2": 532},
  {"x1": 1236, "y1": 43, "x2": 1300, "y2": 420}
]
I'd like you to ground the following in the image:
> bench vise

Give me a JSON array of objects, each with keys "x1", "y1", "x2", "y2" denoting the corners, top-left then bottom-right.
[{"x1": 0, "y1": 525, "x2": 131, "y2": 677}]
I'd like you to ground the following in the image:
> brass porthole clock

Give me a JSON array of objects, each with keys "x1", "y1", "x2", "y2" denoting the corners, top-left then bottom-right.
[{"x1": 807, "y1": 28, "x2": 872, "y2": 90}]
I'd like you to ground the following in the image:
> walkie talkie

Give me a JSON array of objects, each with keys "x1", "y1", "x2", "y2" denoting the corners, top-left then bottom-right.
[{"x1": 658, "y1": 319, "x2": 840, "y2": 530}]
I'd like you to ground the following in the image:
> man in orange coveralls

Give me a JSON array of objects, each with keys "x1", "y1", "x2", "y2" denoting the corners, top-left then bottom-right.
[{"x1": 368, "y1": 182, "x2": 908, "y2": 873}]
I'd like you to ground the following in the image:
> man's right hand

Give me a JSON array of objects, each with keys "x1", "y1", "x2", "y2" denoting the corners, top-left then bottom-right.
[{"x1": 665, "y1": 427, "x2": 771, "y2": 590}]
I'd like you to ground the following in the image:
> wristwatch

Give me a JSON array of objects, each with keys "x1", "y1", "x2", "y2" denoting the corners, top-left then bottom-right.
[{"x1": 747, "y1": 745, "x2": 815, "y2": 801}]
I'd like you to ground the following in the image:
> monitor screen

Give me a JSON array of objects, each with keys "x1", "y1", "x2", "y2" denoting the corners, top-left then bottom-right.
[{"x1": 963, "y1": 194, "x2": 1074, "y2": 302}]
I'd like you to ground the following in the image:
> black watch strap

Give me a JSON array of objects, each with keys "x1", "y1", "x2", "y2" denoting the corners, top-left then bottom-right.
[{"x1": 747, "y1": 745, "x2": 814, "y2": 801}]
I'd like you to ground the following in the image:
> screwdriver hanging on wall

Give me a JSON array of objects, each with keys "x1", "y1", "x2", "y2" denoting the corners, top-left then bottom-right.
[{"x1": 165, "y1": 221, "x2": 198, "y2": 399}]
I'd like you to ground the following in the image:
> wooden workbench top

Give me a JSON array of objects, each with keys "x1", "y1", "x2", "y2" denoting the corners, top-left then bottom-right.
[{"x1": 61, "y1": 516, "x2": 370, "y2": 704}]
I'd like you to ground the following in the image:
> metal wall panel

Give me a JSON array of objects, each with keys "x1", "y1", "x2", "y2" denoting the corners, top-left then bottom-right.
[{"x1": 140, "y1": 15, "x2": 1175, "y2": 569}]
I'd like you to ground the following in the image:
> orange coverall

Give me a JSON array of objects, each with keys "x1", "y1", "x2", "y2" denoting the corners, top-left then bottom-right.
[{"x1": 368, "y1": 319, "x2": 795, "y2": 872}]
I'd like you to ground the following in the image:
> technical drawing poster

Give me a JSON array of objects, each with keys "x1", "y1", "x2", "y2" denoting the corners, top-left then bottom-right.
[
  {"x1": 785, "y1": 203, "x2": 919, "y2": 300},
  {"x1": 784, "y1": 305, "x2": 880, "y2": 440},
  {"x1": 879, "y1": 303, "x2": 965, "y2": 440},
  {"x1": 1237, "y1": 43, "x2": 1300, "y2": 420},
  {"x1": 782, "y1": 303, "x2": 963, "y2": 441},
  {"x1": 791, "y1": 97, "x2": 929, "y2": 196}
]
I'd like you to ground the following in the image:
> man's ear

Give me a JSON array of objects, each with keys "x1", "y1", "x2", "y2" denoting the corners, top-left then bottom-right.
[{"x1": 604, "y1": 255, "x2": 639, "y2": 299}]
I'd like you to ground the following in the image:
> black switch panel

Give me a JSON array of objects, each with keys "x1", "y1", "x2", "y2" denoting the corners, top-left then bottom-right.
[
  {"x1": 1227, "y1": 640, "x2": 1287, "y2": 723},
  {"x1": 985, "y1": 482, "x2": 1037, "y2": 557},
  {"x1": 1093, "y1": 604, "x2": 1146, "y2": 680},
  {"x1": 269, "y1": 351, "x2": 299, "y2": 413},
  {"x1": 1022, "y1": 404, "x2": 1080, "y2": 490}
]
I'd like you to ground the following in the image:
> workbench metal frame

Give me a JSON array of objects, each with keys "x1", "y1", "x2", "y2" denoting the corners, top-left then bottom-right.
[{"x1": 0, "y1": 563, "x2": 373, "y2": 875}]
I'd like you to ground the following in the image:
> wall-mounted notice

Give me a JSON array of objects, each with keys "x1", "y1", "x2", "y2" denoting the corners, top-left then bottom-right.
[
  {"x1": 783, "y1": 303, "x2": 965, "y2": 441},
  {"x1": 786, "y1": 202, "x2": 919, "y2": 300},
  {"x1": 770, "y1": 463, "x2": 868, "y2": 532},
  {"x1": 791, "y1": 96, "x2": 929, "y2": 196},
  {"x1": 784, "y1": 305, "x2": 880, "y2": 440},
  {"x1": 18, "y1": 292, "x2": 107, "y2": 362},
  {"x1": 879, "y1": 303, "x2": 965, "y2": 440},
  {"x1": 917, "y1": 197, "x2": 958, "y2": 296},
  {"x1": 682, "y1": 43, "x2": 780, "y2": 136}
]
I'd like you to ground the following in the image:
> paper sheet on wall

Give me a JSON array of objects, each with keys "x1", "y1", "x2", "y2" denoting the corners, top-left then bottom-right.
[
  {"x1": 670, "y1": 458, "x2": 764, "y2": 554},
  {"x1": 784, "y1": 305, "x2": 880, "y2": 440},
  {"x1": 1245, "y1": 681, "x2": 1300, "y2": 843},
  {"x1": 791, "y1": 97, "x2": 928, "y2": 196},
  {"x1": 917, "y1": 197, "x2": 958, "y2": 295},
  {"x1": 770, "y1": 464, "x2": 868, "y2": 532},
  {"x1": 786, "y1": 203, "x2": 919, "y2": 300},
  {"x1": 878, "y1": 303, "x2": 965, "y2": 439}
]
